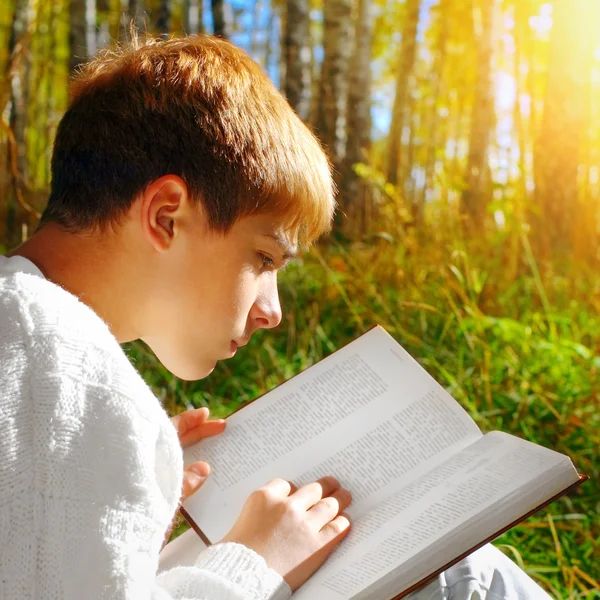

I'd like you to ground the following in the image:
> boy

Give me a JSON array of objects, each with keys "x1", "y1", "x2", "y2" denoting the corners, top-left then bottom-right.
[{"x1": 0, "y1": 35, "x2": 552, "y2": 599}]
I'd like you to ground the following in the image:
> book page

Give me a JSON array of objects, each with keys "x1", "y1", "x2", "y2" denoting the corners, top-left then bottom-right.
[
  {"x1": 292, "y1": 431, "x2": 577, "y2": 600},
  {"x1": 183, "y1": 326, "x2": 481, "y2": 543}
]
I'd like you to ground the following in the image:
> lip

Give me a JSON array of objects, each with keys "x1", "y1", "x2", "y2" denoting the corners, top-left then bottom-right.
[{"x1": 229, "y1": 338, "x2": 249, "y2": 357}]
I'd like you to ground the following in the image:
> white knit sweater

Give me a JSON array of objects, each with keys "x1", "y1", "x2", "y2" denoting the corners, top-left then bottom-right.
[{"x1": 0, "y1": 254, "x2": 291, "y2": 600}]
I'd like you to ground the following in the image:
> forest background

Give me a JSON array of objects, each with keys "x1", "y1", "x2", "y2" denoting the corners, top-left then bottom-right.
[{"x1": 1, "y1": 0, "x2": 599, "y2": 597}]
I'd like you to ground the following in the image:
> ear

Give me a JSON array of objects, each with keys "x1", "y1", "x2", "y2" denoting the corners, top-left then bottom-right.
[{"x1": 140, "y1": 175, "x2": 190, "y2": 252}]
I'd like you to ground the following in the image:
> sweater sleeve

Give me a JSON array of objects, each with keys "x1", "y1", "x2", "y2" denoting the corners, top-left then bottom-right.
[
  {"x1": 154, "y1": 543, "x2": 291, "y2": 600},
  {"x1": 0, "y1": 278, "x2": 291, "y2": 600}
]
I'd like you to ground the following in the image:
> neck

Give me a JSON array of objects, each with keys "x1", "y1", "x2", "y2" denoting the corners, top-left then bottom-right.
[{"x1": 11, "y1": 224, "x2": 141, "y2": 343}]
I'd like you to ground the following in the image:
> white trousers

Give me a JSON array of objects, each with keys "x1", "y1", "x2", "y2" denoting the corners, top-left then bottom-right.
[{"x1": 407, "y1": 544, "x2": 553, "y2": 600}]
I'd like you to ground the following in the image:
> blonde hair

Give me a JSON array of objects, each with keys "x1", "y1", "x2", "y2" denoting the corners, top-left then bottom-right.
[{"x1": 43, "y1": 35, "x2": 335, "y2": 245}]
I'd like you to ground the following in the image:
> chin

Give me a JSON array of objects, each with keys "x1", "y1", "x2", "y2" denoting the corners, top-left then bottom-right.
[
  {"x1": 172, "y1": 361, "x2": 216, "y2": 381},
  {"x1": 150, "y1": 347, "x2": 216, "y2": 381}
]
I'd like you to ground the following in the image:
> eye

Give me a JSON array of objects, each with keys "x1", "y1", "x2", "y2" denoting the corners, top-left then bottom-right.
[{"x1": 258, "y1": 252, "x2": 275, "y2": 269}]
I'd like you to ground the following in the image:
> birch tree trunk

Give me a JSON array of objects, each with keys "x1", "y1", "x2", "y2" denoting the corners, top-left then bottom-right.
[
  {"x1": 70, "y1": 0, "x2": 96, "y2": 72},
  {"x1": 284, "y1": 0, "x2": 311, "y2": 122},
  {"x1": 505, "y1": 0, "x2": 530, "y2": 284},
  {"x1": 419, "y1": 0, "x2": 449, "y2": 223},
  {"x1": 460, "y1": 0, "x2": 495, "y2": 229},
  {"x1": 315, "y1": 0, "x2": 352, "y2": 176},
  {"x1": 386, "y1": 0, "x2": 421, "y2": 187},
  {"x1": 250, "y1": 0, "x2": 263, "y2": 58},
  {"x1": 96, "y1": 0, "x2": 114, "y2": 50},
  {"x1": 340, "y1": 0, "x2": 373, "y2": 236},
  {"x1": 183, "y1": 0, "x2": 204, "y2": 35}
]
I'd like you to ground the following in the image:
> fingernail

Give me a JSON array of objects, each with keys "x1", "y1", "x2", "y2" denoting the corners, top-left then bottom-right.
[{"x1": 190, "y1": 463, "x2": 210, "y2": 477}]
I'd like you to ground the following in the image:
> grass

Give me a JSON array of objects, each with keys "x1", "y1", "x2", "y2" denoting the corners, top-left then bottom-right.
[{"x1": 127, "y1": 233, "x2": 600, "y2": 599}]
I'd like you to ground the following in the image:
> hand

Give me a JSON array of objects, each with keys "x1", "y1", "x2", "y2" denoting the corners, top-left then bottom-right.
[
  {"x1": 221, "y1": 476, "x2": 352, "y2": 591},
  {"x1": 171, "y1": 407, "x2": 226, "y2": 501}
]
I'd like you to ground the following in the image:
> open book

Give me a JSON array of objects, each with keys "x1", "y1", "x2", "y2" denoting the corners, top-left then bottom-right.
[{"x1": 179, "y1": 326, "x2": 587, "y2": 599}]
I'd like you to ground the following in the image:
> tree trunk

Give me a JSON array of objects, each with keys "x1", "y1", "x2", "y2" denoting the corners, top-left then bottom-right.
[
  {"x1": 339, "y1": 0, "x2": 373, "y2": 235},
  {"x1": 513, "y1": 1, "x2": 529, "y2": 205},
  {"x1": 156, "y1": 0, "x2": 170, "y2": 34},
  {"x1": 277, "y1": 3, "x2": 287, "y2": 91},
  {"x1": 0, "y1": 4, "x2": 17, "y2": 80},
  {"x1": 284, "y1": 0, "x2": 311, "y2": 122},
  {"x1": 505, "y1": 0, "x2": 532, "y2": 284},
  {"x1": 4, "y1": 0, "x2": 36, "y2": 247},
  {"x1": 8, "y1": 0, "x2": 31, "y2": 180},
  {"x1": 447, "y1": 77, "x2": 468, "y2": 232},
  {"x1": 95, "y1": 0, "x2": 120, "y2": 46},
  {"x1": 572, "y1": 1, "x2": 600, "y2": 265},
  {"x1": 69, "y1": 0, "x2": 86, "y2": 72},
  {"x1": 96, "y1": 0, "x2": 112, "y2": 49},
  {"x1": 533, "y1": 0, "x2": 593, "y2": 257},
  {"x1": 211, "y1": 0, "x2": 231, "y2": 39},
  {"x1": 419, "y1": 0, "x2": 449, "y2": 222},
  {"x1": 460, "y1": 0, "x2": 495, "y2": 229},
  {"x1": 70, "y1": 0, "x2": 96, "y2": 72},
  {"x1": 315, "y1": 0, "x2": 353, "y2": 176},
  {"x1": 405, "y1": 108, "x2": 419, "y2": 216},
  {"x1": 183, "y1": 0, "x2": 204, "y2": 35},
  {"x1": 386, "y1": 0, "x2": 421, "y2": 187},
  {"x1": 250, "y1": 0, "x2": 263, "y2": 57}
]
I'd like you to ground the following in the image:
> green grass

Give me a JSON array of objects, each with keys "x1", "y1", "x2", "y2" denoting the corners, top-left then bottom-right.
[{"x1": 127, "y1": 235, "x2": 600, "y2": 599}]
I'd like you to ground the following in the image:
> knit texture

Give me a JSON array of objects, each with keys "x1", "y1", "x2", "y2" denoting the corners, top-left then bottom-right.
[{"x1": 0, "y1": 255, "x2": 291, "y2": 600}]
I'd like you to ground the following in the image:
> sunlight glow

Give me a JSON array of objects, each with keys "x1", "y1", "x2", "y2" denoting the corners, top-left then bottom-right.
[{"x1": 530, "y1": 3, "x2": 553, "y2": 34}]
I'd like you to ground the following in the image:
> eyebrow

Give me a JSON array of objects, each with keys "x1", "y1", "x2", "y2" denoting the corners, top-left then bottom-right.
[{"x1": 263, "y1": 233, "x2": 298, "y2": 261}]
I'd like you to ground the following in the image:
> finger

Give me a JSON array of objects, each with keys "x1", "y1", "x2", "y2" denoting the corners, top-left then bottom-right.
[
  {"x1": 190, "y1": 406, "x2": 210, "y2": 422},
  {"x1": 172, "y1": 407, "x2": 209, "y2": 433},
  {"x1": 320, "y1": 514, "x2": 351, "y2": 540},
  {"x1": 177, "y1": 408, "x2": 212, "y2": 439},
  {"x1": 263, "y1": 478, "x2": 294, "y2": 498},
  {"x1": 308, "y1": 488, "x2": 352, "y2": 528},
  {"x1": 173, "y1": 408, "x2": 210, "y2": 443},
  {"x1": 181, "y1": 461, "x2": 211, "y2": 502},
  {"x1": 291, "y1": 476, "x2": 340, "y2": 510},
  {"x1": 179, "y1": 419, "x2": 227, "y2": 447}
]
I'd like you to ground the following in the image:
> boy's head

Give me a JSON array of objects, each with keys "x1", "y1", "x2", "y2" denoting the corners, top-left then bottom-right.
[{"x1": 40, "y1": 35, "x2": 335, "y2": 380}]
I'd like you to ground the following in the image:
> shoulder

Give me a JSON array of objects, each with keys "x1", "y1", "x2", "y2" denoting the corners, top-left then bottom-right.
[
  {"x1": 1, "y1": 265, "x2": 115, "y2": 349},
  {"x1": 1, "y1": 268, "x2": 131, "y2": 407},
  {"x1": 1, "y1": 264, "x2": 141, "y2": 401},
  {"x1": 0, "y1": 266, "x2": 182, "y2": 510}
]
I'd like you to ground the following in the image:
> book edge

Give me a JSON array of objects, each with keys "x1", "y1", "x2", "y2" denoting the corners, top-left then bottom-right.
[
  {"x1": 179, "y1": 505, "x2": 213, "y2": 547},
  {"x1": 387, "y1": 473, "x2": 589, "y2": 600}
]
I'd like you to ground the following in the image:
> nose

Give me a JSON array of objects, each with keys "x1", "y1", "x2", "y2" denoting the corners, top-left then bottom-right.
[{"x1": 250, "y1": 274, "x2": 282, "y2": 330}]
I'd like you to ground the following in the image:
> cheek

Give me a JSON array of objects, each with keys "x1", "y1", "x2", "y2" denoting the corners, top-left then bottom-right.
[{"x1": 230, "y1": 271, "x2": 258, "y2": 317}]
